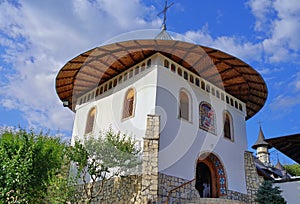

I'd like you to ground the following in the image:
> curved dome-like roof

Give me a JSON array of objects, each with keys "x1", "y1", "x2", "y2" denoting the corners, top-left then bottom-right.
[{"x1": 56, "y1": 39, "x2": 267, "y2": 120}]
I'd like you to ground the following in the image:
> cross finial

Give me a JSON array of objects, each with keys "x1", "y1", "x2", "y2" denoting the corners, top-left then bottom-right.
[{"x1": 157, "y1": 0, "x2": 174, "y2": 30}]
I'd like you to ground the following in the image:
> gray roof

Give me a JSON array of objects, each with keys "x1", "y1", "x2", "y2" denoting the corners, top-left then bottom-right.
[
  {"x1": 155, "y1": 29, "x2": 173, "y2": 40},
  {"x1": 275, "y1": 160, "x2": 285, "y2": 171},
  {"x1": 254, "y1": 157, "x2": 291, "y2": 180},
  {"x1": 252, "y1": 127, "x2": 270, "y2": 149}
]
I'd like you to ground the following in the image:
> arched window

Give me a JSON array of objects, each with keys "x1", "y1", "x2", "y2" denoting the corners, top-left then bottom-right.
[
  {"x1": 85, "y1": 107, "x2": 96, "y2": 134},
  {"x1": 122, "y1": 88, "x2": 135, "y2": 119},
  {"x1": 184, "y1": 71, "x2": 188, "y2": 80},
  {"x1": 223, "y1": 111, "x2": 233, "y2": 141},
  {"x1": 201, "y1": 81, "x2": 206, "y2": 90},
  {"x1": 177, "y1": 67, "x2": 182, "y2": 76},
  {"x1": 199, "y1": 102, "x2": 216, "y2": 134},
  {"x1": 171, "y1": 64, "x2": 176, "y2": 72},
  {"x1": 179, "y1": 90, "x2": 190, "y2": 121},
  {"x1": 195, "y1": 78, "x2": 200, "y2": 87},
  {"x1": 147, "y1": 59, "x2": 151, "y2": 68},
  {"x1": 164, "y1": 59, "x2": 169, "y2": 69},
  {"x1": 141, "y1": 63, "x2": 146, "y2": 72}
]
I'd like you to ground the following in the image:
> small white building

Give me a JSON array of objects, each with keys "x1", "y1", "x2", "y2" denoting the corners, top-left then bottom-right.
[{"x1": 56, "y1": 29, "x2": 268, "y2": 203}]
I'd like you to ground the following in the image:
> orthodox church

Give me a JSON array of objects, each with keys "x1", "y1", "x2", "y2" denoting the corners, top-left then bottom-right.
[{"x1": 55, "y1": 10, "x2": 275, "y2": 203}]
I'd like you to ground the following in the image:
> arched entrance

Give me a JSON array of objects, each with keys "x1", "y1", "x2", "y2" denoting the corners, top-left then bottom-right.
[
  {"x1": 195, "y1": 153, "x2": 227, "y2": 198},
  {"x1": 196, "y1": 162, "x2": 212, "y2": 197}
]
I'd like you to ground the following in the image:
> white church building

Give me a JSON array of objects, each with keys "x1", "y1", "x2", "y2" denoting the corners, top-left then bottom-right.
[{"x1": 55, "y1": 29, "x2": 268, "y2": 203}]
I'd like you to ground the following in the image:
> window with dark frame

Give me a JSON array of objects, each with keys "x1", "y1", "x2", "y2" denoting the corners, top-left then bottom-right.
[
  {"x1": 85, "y1": 107, "x2": 96, "y2": 134},
  {"x1": 179, "y1": 91, "x2": 189, "y2": 121},
  {"x1": 122, "y1": 88, "x2": 135, "y2": 119},
  {"x1": 223, "y1": 112, "x2": 233, "y2": 141}
]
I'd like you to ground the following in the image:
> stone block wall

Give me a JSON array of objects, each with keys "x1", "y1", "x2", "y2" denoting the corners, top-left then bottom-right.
[
  {"x1": 141, "y1": 115, "x2": 160, "y2": 203},
  {"x1": 244, "y1": 151, "x2": 264, "y2": 203},
  {"x1": 75, "y1": 175, "x2": 142, "y2": 204},
  {"x1": 158, "y1": 173, "x2": 198, "y2": 203},
  {"x1": 226, "y1": 190, "x2": 248, "y2": 203},
  {"x1": 157, "y1": 173, "x2": 248, "y2": 204}
]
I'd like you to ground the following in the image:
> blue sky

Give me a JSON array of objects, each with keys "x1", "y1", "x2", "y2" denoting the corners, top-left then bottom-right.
[{"x1": 0, "y1": 0, "x2": 299, "y2": 164}]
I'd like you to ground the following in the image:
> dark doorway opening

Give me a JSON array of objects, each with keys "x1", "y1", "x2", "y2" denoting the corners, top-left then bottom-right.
[{"x1": 195, "y1": 162, "x2": 212, "y2": 198}]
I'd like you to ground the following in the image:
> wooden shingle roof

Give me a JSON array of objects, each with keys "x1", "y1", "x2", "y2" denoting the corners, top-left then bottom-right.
[
  {"x1": 266, "y1": 134, "x2": 300, "y2": 164},
  {"x1": 55, "y1": 39, "x2": 268, "y2": 119}
]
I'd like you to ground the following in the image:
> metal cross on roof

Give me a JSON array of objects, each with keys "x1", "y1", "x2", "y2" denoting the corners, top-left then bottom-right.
[{"x1": 157, "y1": 0, "x2": 174, "y2": 30}]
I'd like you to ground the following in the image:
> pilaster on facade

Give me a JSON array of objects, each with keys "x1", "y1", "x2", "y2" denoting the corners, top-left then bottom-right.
[
  {"x1": 244, "y1": 151, "x2": 263, "y2": 203},
  {"x1": 141, "y1": 114, "x2": 160, "y2": 203}
]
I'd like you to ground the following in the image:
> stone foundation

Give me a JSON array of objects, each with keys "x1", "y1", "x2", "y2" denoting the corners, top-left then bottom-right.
[
  {"x1": 158, "y1": 173, "x2": 248, "y2": 204},
  {"x1": 226, "y1": 190, "x2": 248, "y2": 203},
  {"x1": 158, "y1": 173, "x2": 198, "y2": 203}
]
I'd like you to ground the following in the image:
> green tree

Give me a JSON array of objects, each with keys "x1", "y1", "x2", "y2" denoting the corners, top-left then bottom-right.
[
  {"x1": 0, "y1": 127, "x2": 73, "y2": 203},
  {"x1": 255, "y1": 180, "x2": 286, "y2": 204},
  {"x1": 284, "y1": 164, "x2": 300, "y2": 176},
  {"x1": 71, "y1": 128, "x2": 141, "y2": 203}
]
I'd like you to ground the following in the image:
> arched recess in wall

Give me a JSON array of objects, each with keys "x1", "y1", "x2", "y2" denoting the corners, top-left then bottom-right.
[
  {"x1": 195, "y1": 152, "x2": 227, "y2": 198},
  {"x1": 85, "y1": 107, "x2": 97, "y2": 134},
  {"x1": 179, "y1": 89, "x2": 191, "y2": 122},
  {"x1": 122, "y1": 88, "x2": 136, "y2": 119},
  {"x1": 199, "y1": 101, "x2": 216, "y2": 134},
  {"x1": 223, "y1": 111, "x2": 234, "y2": 141}
]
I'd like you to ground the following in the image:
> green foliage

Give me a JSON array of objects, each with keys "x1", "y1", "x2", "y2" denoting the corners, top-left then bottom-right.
[
  {"x1": 284, "y1": 164, "x2": 300, "y2": 176},
  {"x1": 255, "y1": 180, "x2": 286, "y2": 204},
  {"x1": 0, "y1": 127, "x2": 72, "y2": 203},
  {"x1": 71, "y1": 128, "x2": 142, "y2": 203},
  {"x1": 0, "y1": 127, "x2": 141, "y2": 203}
]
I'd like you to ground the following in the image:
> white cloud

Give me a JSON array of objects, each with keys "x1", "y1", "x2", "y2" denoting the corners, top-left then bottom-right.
[
  {"x1": 182, "y1": 27, "x2": 263, "y2": 62},
  {"x1": 0, "y1": 0, "x2": 160, "y2": 131},
  {"x1": 247, "y1": 0, "x2": 300, "y2": 62},
  {"x1": 246, "y1": 0, "x2": 273, "y2": 32},
  {"x1": 269, "y1": 94, "x2": 300, "y2": 112},
  {"x1": 291, "y1": 72, "x2": 300, "y2": 92},
  {"x1": 1, "y1": 0, "x2": 300, "y2": 133}
]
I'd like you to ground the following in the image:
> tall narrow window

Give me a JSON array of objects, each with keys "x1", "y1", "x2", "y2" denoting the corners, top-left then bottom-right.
[
  {"x1": 199, "y1": 102, "x2": 216, "y2": 134},
  {"x1": 223, "y1": 111, "x2": 233, "y2": 141},
  {"x1": 147, "y1": 59, "x2": 152, "y2": 68},
  {"x1": 179, "y1": 90, "x2": 190, "y2": 121},
  {"x1": 85, "y1": 107, "x2": 96, "y2": 134},
  {"x1": 164, "y1": 59, "x2": 169, "y2": 68},
  {"x1": 122, "y1": 88, "x2": 135, "y2": 119}
]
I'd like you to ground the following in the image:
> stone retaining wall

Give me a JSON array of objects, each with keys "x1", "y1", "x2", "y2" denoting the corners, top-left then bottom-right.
[
  {"x1": 226, "y1": 190, "x2": 248, "y2": 203},
  {"x1": 158, "y1": 173, "x2": 198, "y2": 203},
  {"x1": 75, "y1": 175, "x2": 142, "y2": 204}
]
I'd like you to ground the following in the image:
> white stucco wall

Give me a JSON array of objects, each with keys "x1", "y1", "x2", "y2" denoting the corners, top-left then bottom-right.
[
  {"x1": 275, "y1": 181, "x2": 300, "y2": 204},
  {"x1": 71, "y1": 67, "x2": 158, "y2": 143},
  {"x1": 71, "y1": 53, "x2": 249, "y2": 194},
  {"x1": 155, "y1": 66, "x2": 248, "y2": 194}
]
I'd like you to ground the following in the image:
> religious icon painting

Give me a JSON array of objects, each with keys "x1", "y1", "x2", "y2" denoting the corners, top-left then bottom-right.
[{"x1": 199, "y1": 102, "x2": 216, "y2": 134}]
